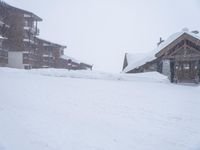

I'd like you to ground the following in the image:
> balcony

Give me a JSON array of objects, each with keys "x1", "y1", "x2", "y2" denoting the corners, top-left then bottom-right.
[
  {"x1": 0, "y1": 17, "x2": 10, "y2": 28},
  {"x1": 23, "y1": 26, "x2": 40, "y2": 36},
  {"x1": 23, "y1": 37, "x2": 35, "y2": 44},
  {"x1": 0, "y1": 19, "x2": 9, "y2": 37},
  {"x1": 42, "y1": 54, "x2": 55, "y2": 68},
  {"x1": 42, "y1": 54, "x2": 54, "y2": 58},
  {"x1": 23, "y1": 52, "x2": 40, "y2": 65}
]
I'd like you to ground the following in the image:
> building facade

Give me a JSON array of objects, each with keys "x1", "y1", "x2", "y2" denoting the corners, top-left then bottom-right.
[
  {"x1": 56, "y1": 55, "x2": 93, "y2": 70},
  {"x1": 36, "y1": 38, "x2": 66, "y2": 68},
  {"x1": 0, "y1": 1, "x2": 92, "y2": 70},
  {"x1": 0, "y1": 1, "x2": 9, "y2": 66}
]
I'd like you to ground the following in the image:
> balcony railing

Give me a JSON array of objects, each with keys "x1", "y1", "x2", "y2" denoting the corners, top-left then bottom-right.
[
  {"x1": 22, "y1": 51, "x2": 56, "y2": 68},
  {"x1": 42, "y1": 54, "x2": 54, "y2": 58},
  {"x1": 42, "y1": 55, "x2": 55, "y2": 67},
  {"x1": 0, "y1": 20, "x2": 9, "y2": 37},
  {"x1": 23, "y1": 26, "x2": 39, "y2": 36},
  {"x1": 23, "y1": 52, "x2": 41, "y2": 65},
  {"x1": 23, "y1": 37, "x2": 35, "y2": 44},
  {"x1": 0, "y1": 18, "x2": 10, "y2": 28}
]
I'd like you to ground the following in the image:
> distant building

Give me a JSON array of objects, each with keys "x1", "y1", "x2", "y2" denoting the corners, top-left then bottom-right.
[
  {"x1": 0, "y1": 1, "x2": 43, "y2": 69},
  {"x1": 0, "y1": 1, "x2": 92, "y2": 70},
  {"x1": 0, "y1": 1, "x2": 9, "y2": 66},
  {"x1": 36, "y1": 38, "x2": 66, "y2": 68},
  {"x1": 57, "y1": 55, "x2": 93, "y2": 70},
  {"x1": 36, "y1": 38, "x2": 92, "y2": 70},
  {"x1": 122, "y1": 29, "x2": 200, "y2": 83}
]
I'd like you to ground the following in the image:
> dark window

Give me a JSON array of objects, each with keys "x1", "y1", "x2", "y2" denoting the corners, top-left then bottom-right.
[{"x1": 24, "y1": 65, "x2": 31, "y2": 69}]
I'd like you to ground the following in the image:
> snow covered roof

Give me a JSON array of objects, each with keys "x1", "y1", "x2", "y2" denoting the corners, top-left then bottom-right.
[
  {"x1": 61, "y1": 55, "x2": 92, "y2": 66},
  {"x1": 61, "y1": 55, "x2": 81, "y2": 64},
  {"x1": 0, "y1": 35, "x2": 5, "y2": 40},
  {"x1": 0, "y1": 1, "x2": 42, "y2": 21},
  {"x1": 123, "y1": 28, "x2": 200, "y2": 73},
  {"x1": 123, "y1": 52, "x2": 156, "y2": 73},
  {"x1": 154, "y1": 28, "x2": 200, "y2": 55},
  {"x1": 36, "y1": 37, "x2": 66, "y2": 48}
]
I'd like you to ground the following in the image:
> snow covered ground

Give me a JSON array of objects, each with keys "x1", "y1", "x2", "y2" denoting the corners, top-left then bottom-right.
[{"x1": 0, "y1": 68, "x2": 200, "y2": 150}]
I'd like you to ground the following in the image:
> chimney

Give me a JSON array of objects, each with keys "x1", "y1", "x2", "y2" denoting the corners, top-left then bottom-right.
[{"x1": 157, "y1": 37, "x2": 164, "y2": 46}]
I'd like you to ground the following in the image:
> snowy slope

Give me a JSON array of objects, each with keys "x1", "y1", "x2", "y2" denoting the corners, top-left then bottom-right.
[
  {"x1": 0, "y1": 68, "x2": 200, "y2": 150},
  {"x1": 28, "y1": 68, "x2": 168, "y2": 82}
]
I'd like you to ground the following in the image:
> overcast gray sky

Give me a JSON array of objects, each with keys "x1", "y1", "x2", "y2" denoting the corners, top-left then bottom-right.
[{"x1": 4, "y1": 0, "x2": 200, "y2": 72}]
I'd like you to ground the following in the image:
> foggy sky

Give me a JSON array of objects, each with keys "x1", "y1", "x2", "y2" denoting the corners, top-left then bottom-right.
[{"x1": 4, "y1": 0, "x2": 200, "y2": 72}]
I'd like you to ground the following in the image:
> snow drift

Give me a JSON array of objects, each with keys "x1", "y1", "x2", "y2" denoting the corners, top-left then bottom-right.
[{"x1": 0, "y1": 68, "x2": 200, "y2": 150}]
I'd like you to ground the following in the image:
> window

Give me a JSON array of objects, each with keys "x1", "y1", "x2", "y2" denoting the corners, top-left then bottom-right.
[
  {"x1": 183, "y1": 63, "x2": 190, "y2": 70},
  {"x1": 24, "y1": 65, "x2": 31, "y2": 69},
  {"x1": 24, "y1": 30, "x2": 29, "y2": 39},
  {"x1": 24, "y1": 20, "x2": 28, "y2": 27}
]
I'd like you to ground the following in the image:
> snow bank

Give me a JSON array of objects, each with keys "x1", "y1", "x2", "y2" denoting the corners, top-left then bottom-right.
[
  {"x1": 0, "y1": 68, "x2": 168, "y2": 83},
  {"x1": 0, "y1": 68, "x2": 200, "y2": 150}
]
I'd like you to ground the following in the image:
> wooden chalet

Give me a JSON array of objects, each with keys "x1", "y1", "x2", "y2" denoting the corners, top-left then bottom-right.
[{"x1": 122, "y1": 29, "x2": 200, "y2": 83}]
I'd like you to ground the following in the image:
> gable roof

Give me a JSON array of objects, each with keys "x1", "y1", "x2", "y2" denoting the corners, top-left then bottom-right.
[
  {"x1": 155, "y1": 30, "x2": 200, "y2": 57},
  {"x1": 123, "y1": 53, "x2": 155, "y2": 73},
  {"x1": 123, "y1": 29, "x2": 200, "y2": 73},
  {"x1": 0, "y1": 1, "x2": 42, "y2": 21},
  {"x1": 61, "y1": 55, "x2": 92, "y2": 67},
  {"x1": 36, "y1": 37, "x2": 67, "y2": 48},
  {"x1": 61, "y1": 55, "x2": 81, "y2": 64}
]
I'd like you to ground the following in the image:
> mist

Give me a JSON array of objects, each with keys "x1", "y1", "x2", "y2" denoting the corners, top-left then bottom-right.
[{"x1": 4, "y1": 0, "x2": 200, "y2": 72}]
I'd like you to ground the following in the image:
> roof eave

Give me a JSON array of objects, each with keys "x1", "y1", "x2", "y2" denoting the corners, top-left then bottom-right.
[{"x1": 155, "y1": 32, "x2": 200, "y2": 58}]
